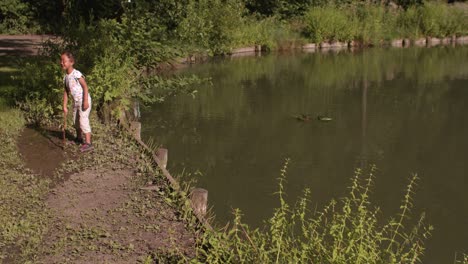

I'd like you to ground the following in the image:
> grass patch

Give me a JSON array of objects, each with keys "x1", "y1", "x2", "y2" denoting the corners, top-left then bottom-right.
[{"x1": 0, "y1": 109, "x2": 50, "y2": 263}]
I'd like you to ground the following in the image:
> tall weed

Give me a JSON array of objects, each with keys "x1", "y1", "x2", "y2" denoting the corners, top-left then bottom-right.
[
  {"x1": 420, "y1": 2, "x2": 466, "y2": 37},
  {"x1": 355, "y1": 4, "x2": 387, "y2": 44},
  {"x1": 303, "y1": 6, "x2": 357, "y2": 43},
  {"x1": 303, "y1": 2, "x2": 466, "y2": 44},
  {"x1": 237, "y1": 16, "x2": 301, "y2": 50},
  {"x1": 196, "y1": 163, "x2": 432, "y2": 263},
  {"x1": 177, "y1": 0, "x2": 246, "y2": 55}
]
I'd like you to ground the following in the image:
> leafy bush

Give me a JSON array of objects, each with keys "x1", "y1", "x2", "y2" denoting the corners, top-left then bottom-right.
[
  {"x1": 303, "y1": 6, "x2": 357, "y2": 43},
  {"x1": 11, "y1": 58, "x2": 63, "y2": 125},
  {"x1": 395, "y1": 6, "x2": 423, "y2": 39},
  {"x1": 196, "y1": 162, "x2": 432, "y2": 263},
  {"x1": 0, "y1": 0, "x2": 38, "y2": 33},
  {"x1": 177, "y1": 0, "x2": 246, "y2": 55},
  {"x1": 235, "y1": 16, "x2": 300, "y2": 50},
  {"x1": 354, "y1": 4, "x2": 387, "y2": 45},
  {"x1": 420, "y1": 2, "x2": 467, "y2": 37},
  {"x1": 303, "y1": 2, "x2": 466, "y2": 44},
  {"x1": 87, "y1": 51, "x2": 139, "y2": 119},
  {"x1": 16, "y1": 97, "x2": 55, "y2": 126}
]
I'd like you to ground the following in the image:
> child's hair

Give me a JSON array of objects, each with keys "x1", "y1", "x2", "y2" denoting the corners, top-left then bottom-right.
[{"x1": 61, "y1": 50, "x2": 75, "y2": 62}]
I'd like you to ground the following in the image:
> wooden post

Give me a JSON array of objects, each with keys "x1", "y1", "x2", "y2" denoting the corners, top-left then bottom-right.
[
  {"x1": 133, "y1": 100, "x2": 141, "y2": 119},
  {"x1": 190, "y1": 188, "x2": 208, "y2": 218},
  {"x1": 156, "y1": 148, "x2": 168, "y2": 169},
  {"x1": 130, "y1": 121, "x2": 141, "y2": 141}
]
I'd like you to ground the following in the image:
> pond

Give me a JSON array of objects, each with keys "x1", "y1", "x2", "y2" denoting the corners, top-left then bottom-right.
[{"x1": 141, "y1": 46, "x2": 468, "y2": 263}]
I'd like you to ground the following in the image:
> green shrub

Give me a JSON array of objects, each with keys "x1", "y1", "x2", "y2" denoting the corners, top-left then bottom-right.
[
  {"x1": 0, "y1": 0, "x2": 39, "y2": 34},
  {"x1": 236, "y1": 16, "x2": 300, "y2": 50},
  {"x1": 177, "y1": 0, "x2": 246, "y2": 55},
  {"x1": 87, "y1": 51, "x2": 139, "y2": 119},
  {"x1": 196, "y1": 162, "x2": 432, "y2": 263},
  {"x1": 12, "y1": 58, "x2": 63, "y2": 125},
  {"x1": 303, "y1": 6, "x2": 357, "y2": 43},
  {"x1": 396, "y1": 6, "x2": 423, "y2": 39},
  {"x1": 354, "y1": 4, "x2": 387, "y2": 45},
  {"x1": 16, "y1": 97, "x2": 55, "y2": 126},
  {"x1": 419, "y1": 2, "x2": 466, "y2": 37},
  {"x1": 303, "y1": 2, "x2": 466, "y2": 44}
]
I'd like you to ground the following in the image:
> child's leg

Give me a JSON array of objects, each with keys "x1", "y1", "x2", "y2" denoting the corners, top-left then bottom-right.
[{"x1": 79, "y1": 96, "x2": 92, "y2": 144}]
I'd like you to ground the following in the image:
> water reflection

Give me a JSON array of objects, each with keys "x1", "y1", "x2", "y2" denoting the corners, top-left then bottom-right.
[{"x1": 141, "y1": 46, "x2": 468, "y2": 263}]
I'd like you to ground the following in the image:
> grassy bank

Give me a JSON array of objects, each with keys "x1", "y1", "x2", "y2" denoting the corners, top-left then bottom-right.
[{"x1": 302, "y1": 2, "x2": 467, "y2": 46}]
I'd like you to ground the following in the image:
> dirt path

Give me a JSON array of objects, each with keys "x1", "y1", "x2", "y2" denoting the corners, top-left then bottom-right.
[
  {"x1": 0, "y1": 34, "x2": 56, "y2": 56},
  {"x1": 15, "y1": 121, "x2": 197, "y2": 263},
  {"x1": 41, "y1": 165, "x2": 195, "y2": 263}
]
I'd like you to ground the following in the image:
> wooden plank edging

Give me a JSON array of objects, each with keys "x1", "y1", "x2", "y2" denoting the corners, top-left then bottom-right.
[{"x1": 121, "y1": 121, "x2": 213, "y2": 231}]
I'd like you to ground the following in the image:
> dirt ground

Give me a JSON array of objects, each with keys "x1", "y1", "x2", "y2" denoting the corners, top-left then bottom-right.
[{"x1": 16, "y1": 120, "x2": 197, "y2": 263}]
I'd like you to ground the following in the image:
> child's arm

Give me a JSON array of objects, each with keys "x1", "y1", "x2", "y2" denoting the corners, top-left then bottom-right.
[
  {"x1": 78, "y1": 77, "x2": 90, "y2": 111},
  {"x1": 63, "y1": 86, "x2": 69, "y2": 114}
]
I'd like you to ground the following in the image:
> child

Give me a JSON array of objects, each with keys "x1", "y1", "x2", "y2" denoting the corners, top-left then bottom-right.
[{"x1": 61, "y1": 51, "x2": 94, "y2": 152}]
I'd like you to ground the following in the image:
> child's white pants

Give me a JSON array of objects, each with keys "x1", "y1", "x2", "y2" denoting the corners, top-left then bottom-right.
[{"x1": 73, "y1": 94, "x2": 92, "y2": 134}]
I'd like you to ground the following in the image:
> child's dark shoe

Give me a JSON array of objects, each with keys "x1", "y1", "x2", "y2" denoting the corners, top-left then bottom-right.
[
  {"x1": 74, "y1": 137, "x2": 84, "y2": 145},
  {"x1": 80, "y1": 143, "x2": 94, "y2": 152}
]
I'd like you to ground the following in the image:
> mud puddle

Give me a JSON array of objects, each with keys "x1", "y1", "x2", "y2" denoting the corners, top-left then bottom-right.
[{"x1": 17, "y1": 127, "x2": 79, "y2": 178}]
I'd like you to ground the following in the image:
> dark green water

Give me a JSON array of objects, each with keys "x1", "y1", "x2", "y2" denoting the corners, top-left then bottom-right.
[{"x1": 141, "y1": 47, "x2": 468, "y2": 263}]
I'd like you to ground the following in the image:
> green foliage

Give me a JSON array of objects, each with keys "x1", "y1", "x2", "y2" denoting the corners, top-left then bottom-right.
[
  {"x1": 395, "y1": 6, "x2": 423, "y2": 38},
  {"x1": 11, "y1": 57, "x2": 63, "y2": 125},
  {"x1": 117, "y1": 14, "x2": 181, "y2": 69},
  {"x1": 124, "y1": 0, "x2": 189, "y2": 33},
  {"x1": 0, "y1": 0, "x2": 38, "y2": 33},
  {"x1": 244, "y1": 0, "x2": 313, "y2": 18},
  {"x1": 61, "y1": 0, "x2": 122, "y2": 30},
  {"x1": 396, "y1": 0, "x2": 423, "y2": 11},
  {"x1": 303, "y1": 3, "x2": 467, "y2": 44},
  {"x1": 87, "y1": 51, "x2": 139, "y2": 118},
  {"x1": 177, "y1": 0, "x2": 246, "y2": 55},
  {"x1": 303, "y1": 6, "x2": 357, "y2": 43},
  {"x1": 17, "y1": 97, "x2": 55, "y2": 126},
  {"x1": 354, "y1": 4, "x2": 387, "y2": 44},
  {"x1": 276, "y1": 0, "x2": 314, "y2": 18},
  {"x1": 235, "y1": 16, "x2": 302, "y2": 50},
  {"x1": 195, "y1": 163, "x2": 432, "y2": 263},
  {"x1": 420, "y1": 2, "x2": 467, "y2": 37},
  {"x1": 7, "y1": 12, "x2": 203, "y2": 124}
]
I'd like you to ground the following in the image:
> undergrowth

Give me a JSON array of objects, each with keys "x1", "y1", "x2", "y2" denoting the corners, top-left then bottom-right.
[
  {"x1": 303, "y1": 3, "x2": 468, "y2": 45},
  {"x1": 194, "y1": 160, "x2": 432, "y2": 263}
]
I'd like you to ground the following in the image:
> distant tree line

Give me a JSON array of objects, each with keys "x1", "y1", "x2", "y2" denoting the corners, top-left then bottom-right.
[{"x1": 2, "y1": 0, "x2": 465, "y2": 34}]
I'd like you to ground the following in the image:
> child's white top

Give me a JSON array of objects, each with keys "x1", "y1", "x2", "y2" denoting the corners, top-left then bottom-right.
[{"x1": 64, "y1": 69, "x2": 85, "y2": 103}]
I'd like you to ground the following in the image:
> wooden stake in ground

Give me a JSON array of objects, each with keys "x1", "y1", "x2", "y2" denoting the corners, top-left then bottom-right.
[{"x1": 62, "y1": 112, "x2": 67, "y2": 150}]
